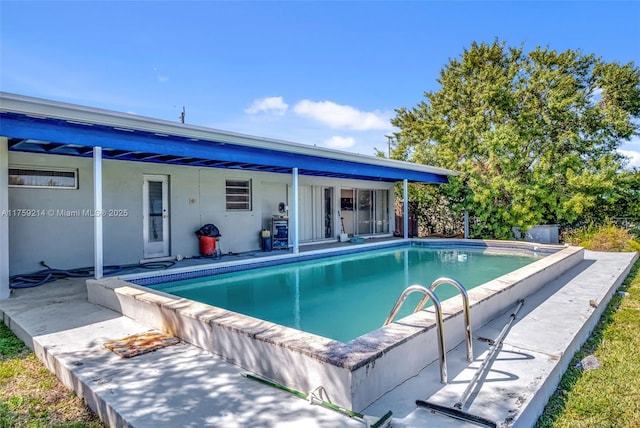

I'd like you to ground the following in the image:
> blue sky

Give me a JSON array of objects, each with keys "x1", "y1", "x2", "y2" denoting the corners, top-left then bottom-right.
[{"x1": 1, "y1": 1, "x2": 639, "y2": 166}]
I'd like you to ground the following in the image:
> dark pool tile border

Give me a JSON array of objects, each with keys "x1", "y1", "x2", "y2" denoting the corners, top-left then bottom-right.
[
  {"x1": 412, "y1": 239, "x2": 560, "y2": 254},
  {"x1": 132, "y1": 241, "x2": 405, "y2": 286}
]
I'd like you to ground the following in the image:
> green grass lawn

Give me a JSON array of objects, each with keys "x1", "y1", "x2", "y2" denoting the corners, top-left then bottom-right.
[
  {"x1": 536, "y1": 258, "x2": 640, "y2": 427},
  {"x1": 0, "y1": 323, "x2": 103, "y2": 428}
]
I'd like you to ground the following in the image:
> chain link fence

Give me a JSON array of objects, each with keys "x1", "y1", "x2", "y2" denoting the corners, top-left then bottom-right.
[{"x1": 395, "y1": 199, "x2": 466, "y2": 238}]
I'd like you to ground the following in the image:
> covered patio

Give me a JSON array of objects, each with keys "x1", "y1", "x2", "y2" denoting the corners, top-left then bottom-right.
[{"x1": 0, "y1": 92, "x2": 456, "y2": 299}]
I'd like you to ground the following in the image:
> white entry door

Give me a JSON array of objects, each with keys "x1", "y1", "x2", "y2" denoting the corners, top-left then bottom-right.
[{"x1": 143, "y1": 175, "x2": 170, "y2": 258}]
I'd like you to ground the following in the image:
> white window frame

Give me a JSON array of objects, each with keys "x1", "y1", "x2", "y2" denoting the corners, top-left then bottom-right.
[
  {"x1": 225, "y1": 178, "x2": 252, "y2": 211},
  {"x1": 8, "y1": 166, "x2": 79, "y2": 189}
]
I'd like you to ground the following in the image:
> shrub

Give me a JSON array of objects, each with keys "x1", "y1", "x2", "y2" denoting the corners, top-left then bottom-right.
[{"x1": 561, "y1": 223, "x2": 640, "y2": 252}]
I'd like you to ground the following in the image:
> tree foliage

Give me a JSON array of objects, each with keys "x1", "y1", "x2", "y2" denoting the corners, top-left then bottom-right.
[{"x1": 392, "y1": 40, "x2": 640, "y2": 238}]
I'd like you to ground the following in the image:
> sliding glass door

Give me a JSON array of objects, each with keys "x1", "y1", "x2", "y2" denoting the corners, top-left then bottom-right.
[{"x1": 355, "y1": 189, "x2": 389, "y2": 235}]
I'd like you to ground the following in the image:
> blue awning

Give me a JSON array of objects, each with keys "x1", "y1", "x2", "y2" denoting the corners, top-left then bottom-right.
[{"x1": 1, "y1": 94, "x2": 455, "y2": 184}]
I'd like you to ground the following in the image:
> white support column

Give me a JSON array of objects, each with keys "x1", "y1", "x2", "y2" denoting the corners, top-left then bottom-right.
[
  {"x1": 292, "y1": 168, "x2": 299, "y2": 254},
  {"x1": 0, "y1": 137, "x2": 10, "y2": 299},
  {"x1": 403, "y1": 179, "x2": 409, "y2": 239},
  {"x1": 93, "y1": 147, "x2": 103, "y2": 279}
]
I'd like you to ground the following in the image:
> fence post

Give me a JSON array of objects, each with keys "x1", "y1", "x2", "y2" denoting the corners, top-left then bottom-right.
[{"x1": 464, "y1": 210, "x2": 469, "y2": 239}]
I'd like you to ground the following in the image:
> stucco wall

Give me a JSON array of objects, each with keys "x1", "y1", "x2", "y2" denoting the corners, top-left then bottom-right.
[
  {"x1": 7, "y1": 152, "x2": 395, "y2": 275},
  {"x1": 9, "y1": 153, "x2": 95, "y2": 274}
]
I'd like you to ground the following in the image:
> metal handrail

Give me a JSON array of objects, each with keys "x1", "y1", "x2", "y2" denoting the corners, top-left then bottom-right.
[
  {"x1": 383, "y1": 285, "x2": 447, "y2": 384},
  {"x1": 428, "y1": 277, "x2": 473, "y2": 362}
]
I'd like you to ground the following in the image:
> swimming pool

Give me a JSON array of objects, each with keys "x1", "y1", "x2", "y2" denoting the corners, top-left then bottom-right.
[
  {"x1": 87, "y1": 239, "x2": 584, "y2": 411},
  {"x1": 149, "y1": 246, "x2": 543, "y2": 342}
]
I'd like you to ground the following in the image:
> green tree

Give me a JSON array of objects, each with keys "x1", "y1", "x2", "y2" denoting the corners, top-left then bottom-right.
[{"x1": 392, "y1": 40, "x2": 640, "y2": 239}]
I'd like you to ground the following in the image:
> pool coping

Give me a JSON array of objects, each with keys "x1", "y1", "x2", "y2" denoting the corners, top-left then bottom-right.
[{"x1": 87, "y1": 239, "x2": 584, "y2": 411}]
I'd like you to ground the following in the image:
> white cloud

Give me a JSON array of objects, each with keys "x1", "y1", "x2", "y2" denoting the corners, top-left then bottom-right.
[
  {"x1": 325, "y1": 136, "x2": 356, "y2": 149},
  {"x1": 245, "y1": 96, "x2": 288, "y2": 116},
  {"x1": 293, "y1": 99, "x2": 392, "y2": 131},
  {"x1": 153, "y1": 67, "x2": 169, "y2": 83},
  {"x1": 619, "y1": 149, "x2": 640, "y2": 168}
]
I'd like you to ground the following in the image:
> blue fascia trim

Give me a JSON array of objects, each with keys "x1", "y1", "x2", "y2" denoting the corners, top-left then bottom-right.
[{"x1": 1, "y1": 113, "x2": 449, "y2": 184}]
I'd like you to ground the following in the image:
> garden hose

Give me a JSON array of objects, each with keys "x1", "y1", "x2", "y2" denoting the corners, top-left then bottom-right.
[
  {"x1": 9, "y1": 260, "x2": 175, "y2": 289},
  {"x1": 242, "y1": 373, "x2": 392, "y2": 427}
]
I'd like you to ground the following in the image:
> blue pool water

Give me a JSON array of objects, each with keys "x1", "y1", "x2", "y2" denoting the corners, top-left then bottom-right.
[{"x1": 150, "y1": 246, "x2": 542, "y2": 342}]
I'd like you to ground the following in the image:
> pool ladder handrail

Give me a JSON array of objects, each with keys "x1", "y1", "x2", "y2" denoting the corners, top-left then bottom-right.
[
  {"x1": 383, "y1": 277, "x2": 473, "y2": 384},
  {"x1": 383, "y1": 285, "x2": 447, "y2": 383},
  {"x1": 427, "y1": 277, "x2": 473, "y2": 363}
]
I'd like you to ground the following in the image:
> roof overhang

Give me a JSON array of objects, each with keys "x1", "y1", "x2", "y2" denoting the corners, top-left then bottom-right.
[{"x1": 0, "y1": 92, "x2": 457, "y2": 183}]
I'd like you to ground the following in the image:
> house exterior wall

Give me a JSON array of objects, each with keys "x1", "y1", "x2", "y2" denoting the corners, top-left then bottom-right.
[
  {"x1": 7, "y1": 152, "x2": 395, "y2": 275},
  {"x1": 9, "y1": 152, "x2": 95, "y2": 275},
  {"x1": 1, "y1": 138, "x2": 10, "y2": 299}
]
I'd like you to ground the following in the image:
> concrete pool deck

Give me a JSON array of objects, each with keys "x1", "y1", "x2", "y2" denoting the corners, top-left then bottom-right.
[{"x1": 1, "y1": 249, "x2": 637, "y2": 427}]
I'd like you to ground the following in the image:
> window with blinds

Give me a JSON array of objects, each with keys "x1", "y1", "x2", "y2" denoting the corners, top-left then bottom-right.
[
  {"x1": 225, "y1": 179, "x2": 252, "y2": 210},
  {"x1": 9, "y1": 167, "x2": 78, "y2": 189}
]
